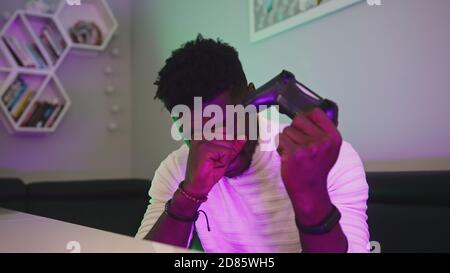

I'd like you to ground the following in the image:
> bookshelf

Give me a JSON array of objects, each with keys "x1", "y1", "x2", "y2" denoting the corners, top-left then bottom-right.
[
  {"x1": 1, "y1": 12, "x2": 51, "y2": 72},
  {"x1": 0, "y1": 39, "x2": 13, "y2": 72},
  {"x1": 56, "y1": 0, "x2": 118, "y2": 51},
  {"x1": 23, "y1": 12, "x2": 69, "y2": 69},
  {"x1": 0, "y1": 0, "x2": 117, "y2": 135},
  {"x1": 16, "y1": 75, "x2": 71, "y2": 133}
]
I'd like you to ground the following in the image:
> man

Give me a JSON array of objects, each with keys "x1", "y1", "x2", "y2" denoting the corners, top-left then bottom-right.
[{"x1": 136, "y1": 35, "x2": 369, "y2": 253}]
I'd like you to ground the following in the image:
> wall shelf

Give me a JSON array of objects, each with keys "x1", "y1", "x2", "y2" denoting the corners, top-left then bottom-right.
[
  {"x1": 23, "y1": 12, "x2": 69, "y2": 70},
  {"x1": 17, "y1": 75, "x2": 70, "y2": 133},
  {"x1": 1, "y1": 12, "x2": 50, "y2": 71},
  {"x1": 0, "y1": 0, "x2": 117, "y2": 135},
  {"x1": 0, "y1": 39, "x2": 13, "y2": 71},
  {"x1": 56, "y1": 0, "x2": 118, "y2": 52}
]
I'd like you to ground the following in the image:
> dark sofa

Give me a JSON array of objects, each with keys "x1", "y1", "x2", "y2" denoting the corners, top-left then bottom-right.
[
  {"x1": 367, "y1": 171, "x2": 450, "y2": 253},
  {"x1": 0, "y1": 178, "x2": 151, "y2": 237},
  {"x1": 1, "y1": 171, "x2": 450, "y2": 252}
]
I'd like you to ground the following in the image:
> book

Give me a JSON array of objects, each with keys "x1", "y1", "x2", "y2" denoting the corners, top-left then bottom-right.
[
  {"x1": 10, "y1": 37, "x2": 36, "y2": 68},
  {"x1": 45, "y1": 104, "x2": 63, "y2": 128},
  {"x1": 4, "y1": 36, "x2": 39, "y2": 68},
  {"x1": 27, "y1": 44, "x2": 47, "y2": 69},
  {"x1": 20, "y1": 101, "x2": 39, "y2": 127},
  {"x1": 2, "y1": 78, "x2": 23, "y2": 105},
  {"x1": 3, "y1": 36, "x2": 26, "y2": 67},
  {"x1": 40, "y1": 34, "x2": 57, "y2": 62},
  {"x1": 18, "y1": 40, "x2": 38, "y2": 68},
  {"x1": 42, "y1": 28, "x2": 61, "y2": 57},
  {"x1": 7, "y1": 80, "x2": 28, "y2": 111},
  {"x1": 25, "y1": 101, "x2": 42, "y2": 127},
  {"x1": 37, "y1": 103, "x2": 55, "y2": 127},
  {"x1": 45, "y1": 25, "x2": 65, "y2": 54},
  {"x1": 23, "y1": 101, "x2": 45, "y2": 127},
  {"x1": 29, "y1": 102, "x2": 58, "y2": 127},
  {"x1": 11, "y1": 90, "x2": 35, "y2": 121},
  {"x1": 58, "y1": 32, "x2": 67, "y2": 51}
]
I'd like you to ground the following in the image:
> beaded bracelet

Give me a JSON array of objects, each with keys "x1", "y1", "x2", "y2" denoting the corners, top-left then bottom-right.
[
  {"x1": 164, "y1": 199, "x2": 211, "y2": 231},
  {"x1": 176, "y1": 181, "x2": 208, "y2": 204}
]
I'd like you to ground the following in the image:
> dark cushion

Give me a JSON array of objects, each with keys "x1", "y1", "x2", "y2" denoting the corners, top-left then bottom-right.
[
  {"x1": 367, "y1": 171, "x2": 450, "y2": 206},
  {"x1": 367, "y1": 171, "x2": 450, "y2": 253},
  {"x1": 0, "y1": 178, "x2": 27, "y2": 212},
  {"x1": 26, "y1": 179, "x2": 151, "y2": 237}
]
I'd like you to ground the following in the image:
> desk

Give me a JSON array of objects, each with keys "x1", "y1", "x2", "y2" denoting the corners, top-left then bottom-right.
[{"x1": 0, "y1": 208, "x2": 194, "y2": 253}]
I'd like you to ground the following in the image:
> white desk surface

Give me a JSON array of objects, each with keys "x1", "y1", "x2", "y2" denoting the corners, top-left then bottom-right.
[{"x1": 0, "y1": 208, "x2": 195, "y2": 253}]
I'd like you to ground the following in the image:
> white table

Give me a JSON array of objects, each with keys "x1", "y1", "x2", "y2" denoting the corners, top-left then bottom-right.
[{"x1": 0, "y1": 208, "x2": 195, "y2": 253}]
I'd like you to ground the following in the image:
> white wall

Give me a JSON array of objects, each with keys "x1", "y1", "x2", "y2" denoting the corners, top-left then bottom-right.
[
  {"x1": 1, "y1": 0, "x2": 449, "y2": 183},
  {"x1": 0, "y1": 0, "x2": 133, "y2": 182},
  {"x1": 131, "y1": 0, "x2": 450, "y2": 179}
]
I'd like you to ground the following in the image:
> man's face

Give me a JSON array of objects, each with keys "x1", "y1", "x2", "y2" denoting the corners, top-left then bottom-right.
[
  {"x1": 187, "y1": 83, "x2": 258, "y2": 177},
  {"x1": 212, "y1": 83, "x2": 258, "y2": 177}
]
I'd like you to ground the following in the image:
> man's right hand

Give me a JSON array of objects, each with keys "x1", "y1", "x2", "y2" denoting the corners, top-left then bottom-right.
[{"x1": 183, "y1": 139, "x2": 247, "y2": 197}]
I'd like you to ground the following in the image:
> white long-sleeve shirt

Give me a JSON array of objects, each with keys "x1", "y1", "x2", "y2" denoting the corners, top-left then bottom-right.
[{"x1": 136, "y1": 120, "x2": 370, "y2": 253}]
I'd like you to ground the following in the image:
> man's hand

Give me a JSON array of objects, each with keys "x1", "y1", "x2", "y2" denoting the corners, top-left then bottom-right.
[
  {"x1": 146, "y1": 135, "x2": 246, "y2": 248},
  {"x1": 184, "y1": 138, "x2": 247, "y2": 197},
  {"x1": 277, "y1": 108, "x2": 342, "y2": 225}
]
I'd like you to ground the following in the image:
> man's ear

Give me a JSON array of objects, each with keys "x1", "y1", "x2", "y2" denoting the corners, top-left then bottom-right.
[{"x1": 248, "y1": 82, "x2": 256, "y2": 92}]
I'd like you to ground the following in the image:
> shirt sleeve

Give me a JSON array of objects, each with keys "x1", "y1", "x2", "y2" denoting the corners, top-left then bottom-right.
[
  {"x1": 135, "y1": 148, "x2": 186, "y2": 240},
  {"x1": 327, "y1": 141, "x2": 370, "y2": 253}
]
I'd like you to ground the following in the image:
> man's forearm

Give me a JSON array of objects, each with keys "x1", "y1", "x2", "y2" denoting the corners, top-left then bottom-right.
[
  {"x1": 299, "y1": 223, "x2": 348, "y2": 253},
  {"x1": 144, "y1": 192, "x2": 200, "y2": 248},
  {"x1": 290, "y1": 184, "x2": 348, "y2": 253}
]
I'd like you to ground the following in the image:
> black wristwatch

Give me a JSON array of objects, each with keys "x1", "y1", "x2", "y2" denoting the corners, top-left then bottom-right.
[{"x1": 296, "y1": 205, "x2": 341, "y2": 235}]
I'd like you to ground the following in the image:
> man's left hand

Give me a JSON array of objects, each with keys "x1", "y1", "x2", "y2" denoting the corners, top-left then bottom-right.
[{"x1": 277, "y1": 108, "x2": 342, "y2": 225}]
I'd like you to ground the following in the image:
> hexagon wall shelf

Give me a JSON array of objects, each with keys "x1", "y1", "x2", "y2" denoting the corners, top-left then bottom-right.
[
  {"x1": 56, "y1": 0, "x2": 118, "y2": 51},
  {"x1": 0, "y1": 0, "x2": 117, "y2": 135}
]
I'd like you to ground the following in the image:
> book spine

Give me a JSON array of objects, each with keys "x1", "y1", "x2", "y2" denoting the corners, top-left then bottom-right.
[
  {"x1": 2, "y1": 79, "x2": 22, "y2": 105},
  {"x1": 37, "y1": 103, "x2": 55, "y2": 127},
  {"x1": 40, "y1": 33, "x2": 57, "y2": 62},
  {"x1": 11, "y1": 90, "x2": 35, "y2": 121},
  {"x1": 19, "y1": 42, "x2": 38, "y2": 68},
  {"x1": 33, "y1": 44, "x2": 48, "y2": 67},
  {"x1": 3, "y1": 37, "x2": 25, "y2": 66},
  {"x1": 26, "y1": 45, "x2": 44, "y2": 69},
  {"x1": 45, "y1": 104, "x2": 63, "y2": 128},
  {"x1": 7, "y1": 81, "x2": 28, "y2": 111},
  {"x1": 34, "y1": 102, "x2": 51, "y2": 127},
  {"x1": 20, "y1": 101, "x2": 38, "y2": 127},
  {"x1": 11, "y1": 37, "x2": 35, "y2": 68},
  {"x1": 25, "y1": 101, "x2": 45, "y2": 127},
  {"x1": 27, "y1": 44, "x2": 47, "y2": 68},
  {"x1": 46, "y1": 25, "x2": 64, "y2": 54},
  {"x1": 43, "y1": 29, "x2": 61, "y2": 57}
]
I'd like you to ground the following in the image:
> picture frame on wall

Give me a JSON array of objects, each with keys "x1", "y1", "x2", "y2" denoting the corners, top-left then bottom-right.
[{"x1": 249, "y1": 0, "x2": 363, "y2": 42}]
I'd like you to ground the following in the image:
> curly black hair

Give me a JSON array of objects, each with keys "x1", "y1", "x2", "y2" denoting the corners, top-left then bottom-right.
[{"x1": 154, "y1": 34, "x2": 247, "y2": 111}]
